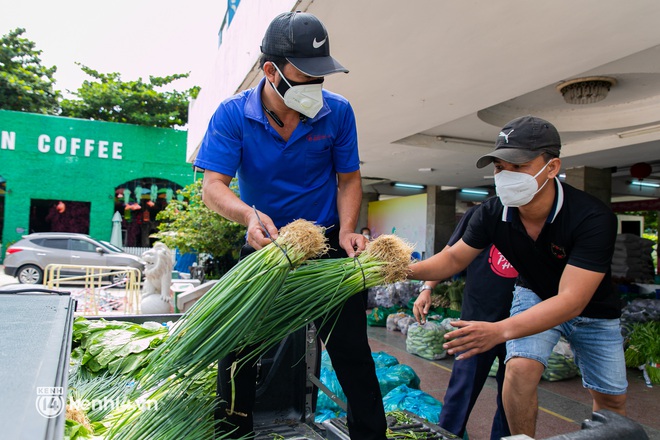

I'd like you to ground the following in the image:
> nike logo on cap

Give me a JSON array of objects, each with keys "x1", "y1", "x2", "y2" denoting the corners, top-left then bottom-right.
[{"x1": 312, "y1": 37, "x2": 327, "y2": 49}]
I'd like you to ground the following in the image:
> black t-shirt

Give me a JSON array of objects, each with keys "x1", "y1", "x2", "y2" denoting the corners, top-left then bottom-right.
[
  {"x1": 448, "y1": 205, "x2": 517, "y2": 322},
  {"x1": 462, "y1": 179, "x2": 620, "y2": 319}
]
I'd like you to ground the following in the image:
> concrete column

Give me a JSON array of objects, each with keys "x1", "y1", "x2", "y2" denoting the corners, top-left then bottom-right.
[
  {"x1": 356, "y1": 192, "x2": 379, "y2": 232},
  {"x1": 425, "y1": 186, "x2": 457, "y2": 259},
  {"x1": 564, "y1": 166, "x2": 612, "y2": 206}
]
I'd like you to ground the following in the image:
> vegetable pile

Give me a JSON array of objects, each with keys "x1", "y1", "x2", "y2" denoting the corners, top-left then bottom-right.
[
  {"x1": 624, "y1": 320, "x2": 660, "y2": 384},
  {"x1": 71, "y1": 318, "x2": 169, "y2": 376},
  {"x1": 64, "y1": 219, "x2": 415, "y2": 439},
  {"x1": 427, "y1": 279, "x2": 464, "y2": 312},
  {"x1": 65, "y1": 318, "x2": 219, "y2": 440}
]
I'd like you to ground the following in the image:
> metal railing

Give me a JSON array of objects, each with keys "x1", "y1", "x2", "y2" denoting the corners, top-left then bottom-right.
[{"x1": 44, "y1": 264, "x2": 142, "y2": 315}]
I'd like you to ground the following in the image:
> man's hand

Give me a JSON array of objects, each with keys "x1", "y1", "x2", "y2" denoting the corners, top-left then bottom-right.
[
  {"x1": 442, "y1": 320, "x2": 504, "y2": 360},
  {"x1": 246, "y1": 210, "x2": 279, "y2": 250},
  {"x1": 413, "y1": 290, "x2": 432, "y2": 323},
  {"x1": 339, "y1": 230, "x2": 368, "y2": 258}
]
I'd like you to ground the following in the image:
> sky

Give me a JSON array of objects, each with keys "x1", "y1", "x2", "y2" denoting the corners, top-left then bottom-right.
[{"x1": 1, "y1": 0, "x2": 228, "y2": 97}]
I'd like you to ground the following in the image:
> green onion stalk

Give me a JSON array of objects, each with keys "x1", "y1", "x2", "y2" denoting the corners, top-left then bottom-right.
[
  {"x1": 104, "y1": 370, "x2": 221, "y2": 440},
  {"x1": 67, "y1": 371, "x2": 135, "y2": 426},
  {"x1": 239, "y1": 234, "x2": 414, "y2": 366},
  {"x1": 137, "y1": 219, "x2": 328, "y2": 390}
]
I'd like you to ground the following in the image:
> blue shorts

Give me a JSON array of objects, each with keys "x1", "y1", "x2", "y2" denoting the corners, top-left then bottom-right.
[{"x1": 505, "y1": 286, "x2": 627, "y2": 395}]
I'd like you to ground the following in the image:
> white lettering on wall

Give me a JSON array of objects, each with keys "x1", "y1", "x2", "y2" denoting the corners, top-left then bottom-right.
[
  {"x1": 84, "y1": 139, "x2": 95, "y2": 157},
  {"x1": 38, "y1": 134, "x2": 51, "y2": 152},
  {"x1": 98, "y1": 140, "x2": 109, "y2": 158},
  {"x1": 70, "y1": 138, "x2": 81, "y2": 155},
  {"x1": 4, "y1": 132, "x2": 125, "y2": 160},
  {"x1": 112, "y1": 142, "x2": 123, "y2": 160},
  {"x1": 54, "y1": 136, "x2": 67, "y2": 154},
  {"x1": 1, "y1": 131, "x2": 16, "y2": 150}
]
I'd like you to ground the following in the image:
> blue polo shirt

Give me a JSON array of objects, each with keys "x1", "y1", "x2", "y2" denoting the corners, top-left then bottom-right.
[
  {"x1": 462, "y1": 178, "x2": 620, "y2": 319},
  {"x1": 194, "y1": 78, "x2": 360, "y2": 229}
]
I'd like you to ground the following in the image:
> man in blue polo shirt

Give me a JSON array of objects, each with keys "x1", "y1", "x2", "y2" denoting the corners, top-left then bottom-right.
[
  {"x1": 411, "y1": 116, "x2": 626, "y2": 438},
  {"x1": 194, "y1": 11, "x2": 386, "y2": 440}
]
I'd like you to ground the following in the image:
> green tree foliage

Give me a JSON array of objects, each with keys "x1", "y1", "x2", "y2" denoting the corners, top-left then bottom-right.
[
  {"x1": 0, "y1": 28, "x2": 60, "y2": 114},
  {"x1": 155, "y1": 179, "x2": 246, "y2": 264},
  {"x1": 60, "y1": 64, "x2": 200, "y2": 128}
]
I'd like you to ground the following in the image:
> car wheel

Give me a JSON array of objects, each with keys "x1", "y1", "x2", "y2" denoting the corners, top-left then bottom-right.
[
  {"x1": 17, "y1": 264, "x2": 44, "y2": 284},
  {"x1": 109, "y1": 272, "x2": 127, "y2": 285},
  {"x1": 109, "y1": 270, "x2": 141, "y2": 285}
]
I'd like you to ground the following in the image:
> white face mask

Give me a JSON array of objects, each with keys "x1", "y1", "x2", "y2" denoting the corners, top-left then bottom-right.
[
  {"x1": 271, "y1": 63, "x2": 324, "y2": 119},
  {"x1": 494, "y1": 160, "x2": 552, "y2": 207}
]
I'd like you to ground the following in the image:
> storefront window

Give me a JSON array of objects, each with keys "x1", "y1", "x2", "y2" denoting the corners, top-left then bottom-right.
[{"x1": 115, "y1": 178, "x2": 183, "y2": 247}]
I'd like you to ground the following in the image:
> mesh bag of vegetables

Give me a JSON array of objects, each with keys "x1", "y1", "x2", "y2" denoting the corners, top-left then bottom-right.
[
  {"x1": 406, "y1": 320, "x2": 448, "y2": 360},
  {"x1": 387, "y1": 311, "x2": 411, "y2": 331},
  {"x1": 541, "y1": 338, "x2": 579, "y2": 382},
  {"x1": 398, "y1": 316, "x2": 417, "y2": 335}
]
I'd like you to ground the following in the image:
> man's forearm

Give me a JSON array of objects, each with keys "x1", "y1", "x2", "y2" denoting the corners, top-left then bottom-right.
[
  {"x1": 337, "y1": 170, "x2": 362, "y2": 232},
  {"x1": 409, "y1": 240, "x2": 480, "y2": 282},
  {"x1": 201, "y1": 173, "x2": 251, "y2": 226}
]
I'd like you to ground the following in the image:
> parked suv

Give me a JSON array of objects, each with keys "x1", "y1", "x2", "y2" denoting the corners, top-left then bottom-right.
[{"x1": 3, "y1": 232, "x2": 144, "y2": 284}]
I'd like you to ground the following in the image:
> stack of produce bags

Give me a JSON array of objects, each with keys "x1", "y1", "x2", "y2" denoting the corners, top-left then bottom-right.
[{"x1": 611, "y1": 234, "x2": 655, "y2": 282}]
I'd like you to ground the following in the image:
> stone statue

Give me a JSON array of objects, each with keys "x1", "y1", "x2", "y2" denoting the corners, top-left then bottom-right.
[{"x1": 140, "y1": 242, "x2": 173, "y2": 314}]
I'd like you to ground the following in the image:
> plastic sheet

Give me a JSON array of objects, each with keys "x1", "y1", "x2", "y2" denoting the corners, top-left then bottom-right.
[{"x1": 382, "y1": 385, "x2": 443, "y2": 424}]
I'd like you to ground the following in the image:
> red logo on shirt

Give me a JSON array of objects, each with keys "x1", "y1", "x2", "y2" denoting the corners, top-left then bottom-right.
[
  {"x1": 307, "y1": 134, "x2": 329, "y2": 142},
  {"x1": 489, "y1": 245, "x2": 518, "y2": 278},
  {"x1": 550, "y1": 243, "x2": 567, "y2": 259}
]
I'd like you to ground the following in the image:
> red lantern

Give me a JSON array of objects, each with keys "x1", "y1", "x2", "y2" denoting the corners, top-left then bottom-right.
[{"x1": 630, "y1": 162, "x2": 652, "y2": 180}]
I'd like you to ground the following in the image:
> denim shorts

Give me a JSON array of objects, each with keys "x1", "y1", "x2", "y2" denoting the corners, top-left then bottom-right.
[{"x1": 505, "y1": 286, "x2": 627, "y2": 395}]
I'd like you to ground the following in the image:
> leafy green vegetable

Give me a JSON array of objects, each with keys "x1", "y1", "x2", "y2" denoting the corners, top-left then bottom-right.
[
  {"x1": 64, "y1": 418, "x2": 93, "y2": 440},
  {"x1": 625, "y1": 321, "x2": 660, "y2": 384},
  {"x1": 71, "y1": 317, "x2": 168, "y2": 376}
]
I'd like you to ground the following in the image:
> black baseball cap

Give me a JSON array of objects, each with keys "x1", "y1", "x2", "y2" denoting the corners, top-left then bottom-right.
[
  {"x1": 476, "y1": 116, "x2": 562, "y2": 168},
  {"x1": 261, "y1": 11, "x2": 349, "y2": 77}
]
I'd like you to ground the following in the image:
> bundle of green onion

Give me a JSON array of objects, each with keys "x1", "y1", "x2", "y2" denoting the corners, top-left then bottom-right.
[
  {"x1": 138, "y1": 219, "x2": 329, "y2": 388},
  {"x1": 106, "y1": 231, "x2": 412, "y2": 440},
  {"x1": 239, "y1": 234, "x2": 413, "y2": 365}
]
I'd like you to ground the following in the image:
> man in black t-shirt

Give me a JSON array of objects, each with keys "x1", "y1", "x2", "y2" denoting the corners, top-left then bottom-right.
[
  {"x1": 418, "y1": 204, "x2": 517, "y2": 440},
  {"x1": 411, "y1": 116, "x2": 627, "y2": 438}
]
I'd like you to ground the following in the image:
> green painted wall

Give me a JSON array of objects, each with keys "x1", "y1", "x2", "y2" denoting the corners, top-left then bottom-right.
[{"x1": 0, "y1": 110, "x2": 193, "y2": 252}]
